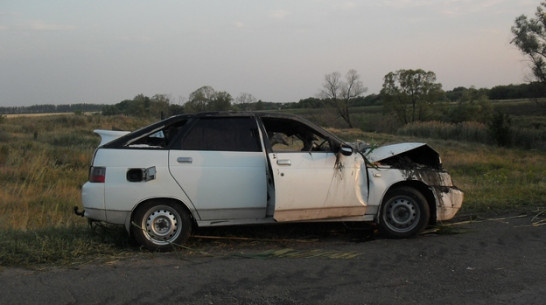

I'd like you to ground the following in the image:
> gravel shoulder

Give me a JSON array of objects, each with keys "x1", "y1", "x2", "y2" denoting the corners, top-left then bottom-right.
[{"x1": 1, "y1": 211, "x2": 545, "y2": 305}]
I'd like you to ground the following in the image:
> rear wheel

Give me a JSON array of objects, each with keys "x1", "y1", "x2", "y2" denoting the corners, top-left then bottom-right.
[
  {"x1": 132, "y1": 201, "x2": 192, "y2": 251},
  {"x1": 379, "y1": 186, "x2": 430, "y2": 238}
]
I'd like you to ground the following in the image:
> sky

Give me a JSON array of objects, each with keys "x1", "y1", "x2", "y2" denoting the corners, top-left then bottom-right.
[{"x1": 0, "y1": 0, "x2": 541, "y2": 107}]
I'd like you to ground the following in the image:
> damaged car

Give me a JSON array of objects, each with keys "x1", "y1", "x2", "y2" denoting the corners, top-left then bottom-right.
[{"x1": 79, "y1": 112, "x2": 463, "y2": 250}]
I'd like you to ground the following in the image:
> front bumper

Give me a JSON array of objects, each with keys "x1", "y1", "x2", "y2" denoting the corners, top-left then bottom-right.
[{"x1": 434, "y1": 186, "x2": 464, "y2": 221}]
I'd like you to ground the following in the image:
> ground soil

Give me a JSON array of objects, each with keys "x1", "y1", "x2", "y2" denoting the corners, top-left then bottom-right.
[{"x1": 0, "y1": 211, "x2": 545, "y2": 305}]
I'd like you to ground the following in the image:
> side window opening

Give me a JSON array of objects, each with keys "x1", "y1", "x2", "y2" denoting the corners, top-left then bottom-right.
[
  {"x1": 180, "y1": 117, "x2": 262, "y2": 152},
  {"x1": 262, "y1": 117, "x2": 332, "y2": 153}
]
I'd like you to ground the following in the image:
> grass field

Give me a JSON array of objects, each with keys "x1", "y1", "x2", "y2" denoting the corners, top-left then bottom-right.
[{"x1": 0, "y1": 111, "x2": 545, "y2": 267}]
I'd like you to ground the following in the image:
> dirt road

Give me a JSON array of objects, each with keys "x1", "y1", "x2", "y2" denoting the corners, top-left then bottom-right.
[{"x1": 0, "y1": 212, "x2": 545, "y2": 305}]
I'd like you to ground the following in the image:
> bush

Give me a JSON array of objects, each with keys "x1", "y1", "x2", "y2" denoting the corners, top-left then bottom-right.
[
  {"x1": 396, "y1": 121, "x2": 488, "y2": 143},
  {"x1": 487, "y1": 112, "x2": 512, "y2": 147},
  {"x1": 395, "y1": 118, "x2": 546, "y2": 149},
  {"x1": 511, "y1": 127, "x2": 546, "y2": 149}
]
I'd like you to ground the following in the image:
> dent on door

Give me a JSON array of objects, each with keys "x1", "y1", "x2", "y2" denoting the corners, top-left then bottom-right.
[{"x1": 271, "y1": 152, "x2": 367, "y2": 222}]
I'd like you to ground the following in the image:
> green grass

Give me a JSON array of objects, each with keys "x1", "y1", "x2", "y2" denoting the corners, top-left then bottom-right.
[
  {"x1": 433, "y1": 141, "x2": 545, "y2": 213},
  {"x1": 0, "y1": 112, "x2": 545, "y2": 268}
]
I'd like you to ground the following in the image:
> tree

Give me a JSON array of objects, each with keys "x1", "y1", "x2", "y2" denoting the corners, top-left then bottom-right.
[
  {"x1": 381, "y1": 69, "x2": 444, "y2": 124},
  {"x1": 234, "y1": 92, "x2": 257, "y2": 111},
  {"x1": 488, "y1": 111, "x2": 512, "y2": 147},
  {"x1": 445, "y1": 87, "x2": 492, "y2": 123},
  {"x1": 101, "y1": 94, "x2": 173, "y2": 118},
  {"x1": 185, "y1": 86, "x2": 215, "y2": 113},
  {"x1": 151, "y1": 94, "x2": 172, "y2": 118},
  {"x1": 209, "y1": 91, "x2": 232, "y2": 111},
  {"x1": 184, "y1": 86, "x2": 232, "y2": 113},
  {"x1": 320, "y1": 69, "x2": 367, "y2": 128},
  {"x1": 511, "y1": 2, "x2": 546, "y2": 85},
  {"x1": 445, "y1": 86, "x2": 468, "y2": 102},
  {"x1": 297, "y1": 97, "x2": 326, "y2": 108},
  {"x1": 235, "y1": 92, "x2": 257, "y2": 104}
]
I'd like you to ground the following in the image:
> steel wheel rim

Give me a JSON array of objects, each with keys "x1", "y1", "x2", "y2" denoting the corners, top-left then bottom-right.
[
  {"x1": 384, "y1": 196, "x2": 420, "y2": 233},
  {"x1": 142, "y1": 205, "x2": 182, "y2": 245}
]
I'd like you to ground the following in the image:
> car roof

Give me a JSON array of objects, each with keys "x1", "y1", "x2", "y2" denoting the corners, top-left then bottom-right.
[
  {"x1": 171, "y1": 111, "x2": 338, "y2": 139},
  {"x1": 168, "y1": 111, "x2": 323, "y2": 128},
  {"x1": 168, "y1": 111, "x2": 304, "y2": 120},
  {"x1": 103, "y1": 111, "x2": 344, "y2": 148}
]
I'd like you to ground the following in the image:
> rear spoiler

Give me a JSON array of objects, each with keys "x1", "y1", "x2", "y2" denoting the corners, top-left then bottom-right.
[{"x1": 94, "y1": 129, "x2": 130, "y2": 146}]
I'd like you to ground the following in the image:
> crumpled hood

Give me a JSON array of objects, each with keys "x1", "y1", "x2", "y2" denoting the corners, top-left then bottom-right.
[
  {"x1": 351, "y1": 142, "x2": 442, "y2": 169},
  {"x1": 364, "y1": 143, "x2": 429, "y2": 163}
]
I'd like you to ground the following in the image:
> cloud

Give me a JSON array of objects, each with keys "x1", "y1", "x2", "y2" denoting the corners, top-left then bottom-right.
[
  {"x1": 269, "y1": 9, "x2": 290, "y2": 19},
  {"x1": 118, "y1": 35, "x2": 152, "y2": 43},
  {"x1": 377, "y1": 0, "x2": 434, "y2": 9},
  {"x1": 439, "y1": 0, "x2": 500, "y2": 15},
  {"x1": 340, "y1": 2, "x2": 357, "y2": 9},
  {"x1": 0, "y1": 11, "x2": 15, "y2": 17},
  {"x1": 377, "y1": 0, "x2": 509, "y2": 15},
  {"x1": 0, "y1": 11, "x2": 15, "y2": 31},
  {"x1": 27, "y1": 21, "x2": 76, "y2": 31},
  {"x1": 233, "y1": 21, "x2": 245, "y2": 28}
]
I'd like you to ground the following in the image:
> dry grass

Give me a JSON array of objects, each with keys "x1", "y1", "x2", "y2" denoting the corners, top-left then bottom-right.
[{"x1": 0, "y1": 114, "x2": 151, "y2": 231}]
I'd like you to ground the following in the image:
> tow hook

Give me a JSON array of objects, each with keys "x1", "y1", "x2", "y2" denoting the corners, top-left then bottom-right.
[{"x1": 74, "y1": 206, "x2": 85, "y2": 217}]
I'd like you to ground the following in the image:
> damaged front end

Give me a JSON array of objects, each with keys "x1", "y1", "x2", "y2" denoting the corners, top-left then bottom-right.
[{"x1": 361, "y1": 142, "x2": 464, "y2": 221}]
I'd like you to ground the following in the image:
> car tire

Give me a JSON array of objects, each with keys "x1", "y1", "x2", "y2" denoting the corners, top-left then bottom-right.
[
  {"x1": 132, "y1": 200, "x2": 192, "y2": 251},
  {"x1": 379, "y1": 186, "x2": 430, "y2": 238}
]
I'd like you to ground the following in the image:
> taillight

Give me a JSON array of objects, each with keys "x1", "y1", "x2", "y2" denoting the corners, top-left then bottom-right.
[{"x1": 89, "y1": 166, "x2": 106, "y2": 183}]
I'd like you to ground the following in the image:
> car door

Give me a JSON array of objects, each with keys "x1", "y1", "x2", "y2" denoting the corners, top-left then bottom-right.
[
  {"x1": 168, "y1": 116, "x2": 268, "y2": 220},
  {"x1": 261, "y1": 116, "x2": 367, "y2": 222}
]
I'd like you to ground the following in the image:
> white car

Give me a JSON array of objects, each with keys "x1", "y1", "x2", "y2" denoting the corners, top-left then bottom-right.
[{"x1": 79, "y1": 112, "x2": 463, "y2": 250}]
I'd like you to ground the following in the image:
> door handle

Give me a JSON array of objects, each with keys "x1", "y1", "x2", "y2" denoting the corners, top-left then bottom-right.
[
  {"x1": 276, "y1": 159, "x2": 291, "y2": 166},
  {"x1": 177, "y1": 157, "x2": 193, "y2": 163}
]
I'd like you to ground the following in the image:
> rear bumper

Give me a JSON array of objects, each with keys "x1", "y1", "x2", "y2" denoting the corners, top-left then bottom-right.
[
  {"x1": 84, "y1": 208, "x2": 107, "y2": 222},
  {"x1": 82, "y1": 181, "x2": 130, "y2": 226},
  {"x1": 81, "y1": 182, "x2": 106, "y2": 221}
]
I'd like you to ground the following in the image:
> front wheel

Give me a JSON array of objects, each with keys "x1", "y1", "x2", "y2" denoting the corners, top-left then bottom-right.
[
  {"x1": 132, "y1": 201, "x2": 192, "y2": 251},
  {"x1": 379, "y1": 187, "x2": 430, "y2": 238}
]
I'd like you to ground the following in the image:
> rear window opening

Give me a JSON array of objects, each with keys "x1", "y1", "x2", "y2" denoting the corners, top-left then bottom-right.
[
  {"x1": 125, "y1": 122, "x2": 187, "y2": 148},
  {"x1": 98, "y1": 119, "x2": 190, "y2": 149}
]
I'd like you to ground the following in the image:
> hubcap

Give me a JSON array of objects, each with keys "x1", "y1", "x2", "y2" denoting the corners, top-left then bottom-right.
[
  {"x1": 385, "y1": 197, "x2": 419, "y2": 232},
  {"x1": 143, "y1": 207, "x2": 181, "y2": 245}
]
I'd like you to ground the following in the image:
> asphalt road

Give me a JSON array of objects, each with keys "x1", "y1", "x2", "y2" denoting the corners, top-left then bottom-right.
[{"x1": 1, "y1": 212, "x2": 545, "y2": 305}]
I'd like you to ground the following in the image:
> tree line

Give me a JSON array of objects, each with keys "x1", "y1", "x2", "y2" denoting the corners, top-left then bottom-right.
[
  {"x1": 97, "y1": 76, "x2": 543, "y2": 133},
  {"x1": 0, "y1": 103, "x2": 104, "y2": 115},
  {"x1": 1, "y1": 81, "x2": 542, "y2": 117}
]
